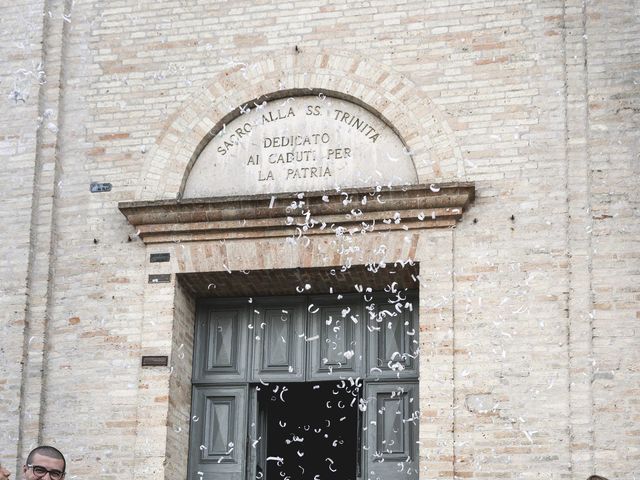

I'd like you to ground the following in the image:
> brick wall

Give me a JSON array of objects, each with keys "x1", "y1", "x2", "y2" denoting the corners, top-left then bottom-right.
[
  {"x1": 586, "y1": 1, "x2": 640, "y2": 475},
  {"x1": 1, "y1": 0, "x2": 47, "y2": 470},
  {"x1": 0, "y1": 0, "x2": 637, "y2": 479}
]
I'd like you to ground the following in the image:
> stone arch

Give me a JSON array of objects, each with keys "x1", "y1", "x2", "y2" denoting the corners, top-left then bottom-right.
[{"x1": 136, "y1": 50, "x2": 464, "y2": 201}]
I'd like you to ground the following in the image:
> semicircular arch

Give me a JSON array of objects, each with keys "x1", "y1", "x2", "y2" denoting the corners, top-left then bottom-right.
[{"x1": 136, "y1": 51, "x2": 464, "y2": 201}]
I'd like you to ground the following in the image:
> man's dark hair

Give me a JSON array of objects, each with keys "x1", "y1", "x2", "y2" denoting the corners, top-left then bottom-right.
[
  {"x1": 26, "y1": 446, "x2": 66, "y2": 472},
  {"x1": 587, "y1": 476, "x2": 609, "y2": 480}
]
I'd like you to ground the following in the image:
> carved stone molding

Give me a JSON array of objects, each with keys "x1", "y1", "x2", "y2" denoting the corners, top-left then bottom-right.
[{"x1": 119, "y1": 182, "x2": 475, "y2": 244}]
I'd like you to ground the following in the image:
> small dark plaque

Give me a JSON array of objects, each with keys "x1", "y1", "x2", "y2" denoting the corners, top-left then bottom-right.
[
  {"x1": 142, "y1": 355, "x2": 168, "y2": 367},
  {"x1": 148, "y1": 274, "x2": 171, "y2": 283},
  {"x1": 90, "y1": 182, "x2": 112, "y2": 193},
  {"x1": 150, "y1": 253, "x2": 170, "y2": 263}
]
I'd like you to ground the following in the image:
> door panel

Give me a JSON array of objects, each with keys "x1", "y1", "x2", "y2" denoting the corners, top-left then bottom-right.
[
  {"x1": 246, "y1": 387, "x2": 267, "y2": 480},
  {"x1": 364, "y1": 382, "x2": 418, "y2": 480},
  {"x1": 250, "y1": 297, "x2": 306, "y2": 382},
  {"x1": 188, "y1": 386, "x2": 247, "y2": 480},
  {"x1": 308, "y1": 295, "x2": 364, "y2": 380},
  {"x1": 367, "y1": 292, "x2": 419, "y2": 380},
  {"x1": 193, "y1": 300, "x2": 249, "y2": 383}
]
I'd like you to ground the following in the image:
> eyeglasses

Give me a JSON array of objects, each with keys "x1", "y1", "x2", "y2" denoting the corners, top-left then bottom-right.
[{"x1": 27, "y1": 465, "x2": 65, "y2": 480}]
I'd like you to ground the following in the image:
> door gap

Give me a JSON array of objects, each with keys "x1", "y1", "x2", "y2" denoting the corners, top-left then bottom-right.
[{"x1": 256, "y1": 381, "x2": 361, "y2": 480}]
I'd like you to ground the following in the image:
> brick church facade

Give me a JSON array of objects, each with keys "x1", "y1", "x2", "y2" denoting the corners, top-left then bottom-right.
[{"x1": 1, "y1": 1, "x2": 638, "y2": 479}]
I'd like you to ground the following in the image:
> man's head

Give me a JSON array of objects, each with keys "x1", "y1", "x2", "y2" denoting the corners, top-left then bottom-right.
[
  {"x1": 0, "y1": 463, "x2": 11, "y2": 480},
  {"x1": 23, "y1": 447, "x2": 65, "y2": 480}
]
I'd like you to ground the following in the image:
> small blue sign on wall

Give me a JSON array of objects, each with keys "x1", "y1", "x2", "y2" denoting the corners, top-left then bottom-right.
[{"x1": 90, "y1": 182, "x2": 112, "y2": 193}]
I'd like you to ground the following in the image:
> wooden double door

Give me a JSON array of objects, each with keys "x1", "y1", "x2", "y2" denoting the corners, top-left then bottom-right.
[{"x1": 188, "y1": 293, "x2": 419, "y2": 480}]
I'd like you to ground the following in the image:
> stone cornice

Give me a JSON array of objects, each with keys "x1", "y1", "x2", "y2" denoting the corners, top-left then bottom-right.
[{"x1": 118, "y1": 182, "x2": 475, "y2": 244}]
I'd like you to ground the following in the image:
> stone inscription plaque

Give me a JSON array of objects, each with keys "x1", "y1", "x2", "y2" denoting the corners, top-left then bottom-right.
[{"x1": 183, "y1": 96, "x2": 417, "y2": 198}]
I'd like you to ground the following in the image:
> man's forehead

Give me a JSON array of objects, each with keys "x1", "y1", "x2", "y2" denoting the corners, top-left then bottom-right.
[{"x1": 30, "y1": 453, "x2": 64, "y2": 467}]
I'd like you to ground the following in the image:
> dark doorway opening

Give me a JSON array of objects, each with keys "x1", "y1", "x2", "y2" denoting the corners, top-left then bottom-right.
[{"x1": 258, "y1": 381, "x2": 361, "y2": 480}]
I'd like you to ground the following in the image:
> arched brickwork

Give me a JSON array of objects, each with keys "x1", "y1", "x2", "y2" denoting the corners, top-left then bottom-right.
[{"x1": 136, "y1": 50, "x2": 464, "y2": 200}]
